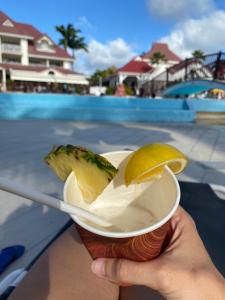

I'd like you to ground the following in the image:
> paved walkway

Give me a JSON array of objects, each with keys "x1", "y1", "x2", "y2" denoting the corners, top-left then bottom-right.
[{"x1": 1, "y1": 120, "x2": 225, "y2": 280}]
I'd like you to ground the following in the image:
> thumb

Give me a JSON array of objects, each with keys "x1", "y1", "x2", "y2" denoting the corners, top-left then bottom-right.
[{"x1": 91, "y1": 258, "x2": 161, "y2": 288}]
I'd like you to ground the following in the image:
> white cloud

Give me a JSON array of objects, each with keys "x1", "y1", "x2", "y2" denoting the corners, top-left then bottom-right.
[
  {"x1": 76, "y1": 16, "x2": 97, "y2": 33},
  {"x1": 160, "y1": 10, "x2": 225, "y2": 58},
  {"x1": 75, "y1": 38, "x2": 136, "y2": 74},
  {"x1": 147, "y1": 0, "x2": 215, "y2": 20}
]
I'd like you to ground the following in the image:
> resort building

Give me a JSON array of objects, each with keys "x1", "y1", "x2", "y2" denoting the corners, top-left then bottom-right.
[
  {"x1": 0, "y1": 11, "x2": 88, "y2": 92},
  {"x1": 107, "y1": 43, "x2": 181, "y2": 96}
]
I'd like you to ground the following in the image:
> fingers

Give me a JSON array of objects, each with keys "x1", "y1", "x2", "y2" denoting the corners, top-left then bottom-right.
[
  {"x1": 172, "y1": 206, "x2": 197, "y2": 229},
  {"x1": 91, "y1": 207, "x2": 199, "y2": 290},
  {"x1": 173, "y1": 206, "x2": 190, "y2": 220},
  {"x1": 91, "y1": 258, "x2": 161, "y2": 288}
]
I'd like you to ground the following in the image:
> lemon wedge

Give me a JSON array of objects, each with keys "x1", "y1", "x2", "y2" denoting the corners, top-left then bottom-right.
[{"x1": 125, "y1": 143, "x2": 188, "y2": 186}]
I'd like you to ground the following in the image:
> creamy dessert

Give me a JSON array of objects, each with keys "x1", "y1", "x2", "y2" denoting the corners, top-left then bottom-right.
[{"x1": 45, "y1": 144, "x2": 187, "y2": 232}]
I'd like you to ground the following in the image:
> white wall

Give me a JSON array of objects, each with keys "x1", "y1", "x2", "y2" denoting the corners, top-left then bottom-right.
[
  {"x1": 10, "y1": 68, "x2": 89, "y2": 84},
  {"x1": 21, "y1": 39, "x2": 28, "y2": 65},
  {"x1": 63, "y1": 61, "x2": 73, "y2": 69},
  {"x1": 90, "y1": 86, "x2": 106, "y2": 96}
]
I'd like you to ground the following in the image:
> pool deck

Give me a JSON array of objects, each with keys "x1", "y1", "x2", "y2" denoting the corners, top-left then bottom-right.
[{"x1": 1, "y1": 120, "x2": 225, "y2": 281}]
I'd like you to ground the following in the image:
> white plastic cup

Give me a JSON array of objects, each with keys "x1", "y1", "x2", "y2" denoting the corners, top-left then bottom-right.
[{"x1": 64, "y1": 151, "x2": 180, "y2": 261}]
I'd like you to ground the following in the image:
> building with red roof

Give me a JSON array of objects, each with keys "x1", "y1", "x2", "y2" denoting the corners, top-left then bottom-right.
[
  {"x1": 0, "y1": 11, "x2": 88, "y2": 92},
  {"x1": 108, "y1": 43, "x2": 181, "y2": 96},
  {"x1": 118, "y1": 59, "x2": 153, "y2": 73},
  {"x1": 142, "y1": 42, "x2": 181, "y2": 63}
]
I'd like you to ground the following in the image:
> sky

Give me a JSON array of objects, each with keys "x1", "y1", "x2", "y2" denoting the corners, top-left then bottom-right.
[{"x1": 2, "y1": 0, "x2": 225, "y2": 74}]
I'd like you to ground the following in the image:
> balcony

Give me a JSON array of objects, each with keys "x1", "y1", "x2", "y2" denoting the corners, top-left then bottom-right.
[
  {"x1": 1, "y1": 43, "x2": 21, "y2": 54},
  {"x1": 2, "y1": 58, "x2": 21, "y2": 64},
  {"x1": 29, "y1": 59, "x2": 47, "y2": 67},
  {"x1": 29, "y1": 63, "x2": 47, "y2": 67}
]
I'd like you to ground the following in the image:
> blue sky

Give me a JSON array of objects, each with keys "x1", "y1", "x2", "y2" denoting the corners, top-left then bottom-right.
[
  {"x1": 2, "y1": 0, "x2": 169, "y2": 51},
  {"x1": 2, "y1": 0, "x2": 225, "y2": 73}
]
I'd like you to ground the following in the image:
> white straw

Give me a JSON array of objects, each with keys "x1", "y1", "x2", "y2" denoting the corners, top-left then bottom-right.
[{"x1": 0, "y1": 177, "x2": 112, "y2": 227}]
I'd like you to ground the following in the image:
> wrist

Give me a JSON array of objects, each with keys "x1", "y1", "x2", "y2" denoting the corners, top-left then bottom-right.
[
  {"x1": 211, "y1": 273, "x2": 225, "y2": 299},
  {"x1": 197, "y1": 269, "x2": 225, "y2": 300}
]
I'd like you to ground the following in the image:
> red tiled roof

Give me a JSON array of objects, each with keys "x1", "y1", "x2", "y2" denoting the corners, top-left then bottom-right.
[
  {"x1": 16, "y1": 22, "x2": 43, "y2": 39},
  {"x1": 0, "y1": 11, "x2": 11, "y2": 23},
  {"x1": 0, "y1": 63, "x2": 81, "y2": 75},
  {"x1": 28, "y1": 45, "x2": 72, "y2": 59},
  {"x1": 0, "y1": 11, "x2": 38, "y2": 37},
  {"x1": 142, "y1": 43, "x2": 181, "y2": 62},
  {"x1": 0, "y1": 11, "x2": 72, "y2": 59},
  {"x1": 119, "y1": 59, "x2": 153, "y2": 73}
]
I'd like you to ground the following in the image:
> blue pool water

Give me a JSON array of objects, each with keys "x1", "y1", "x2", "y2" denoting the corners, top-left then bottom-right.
[
  {"x1": 187, "y1": 99, "x2": 225, "y2": 112},
  {"x1": 0, "y1": 93, "x2": 225, "y2": 123},
  {"x1": 0, "y1": 93, "x2": 194, "y2": 123}
]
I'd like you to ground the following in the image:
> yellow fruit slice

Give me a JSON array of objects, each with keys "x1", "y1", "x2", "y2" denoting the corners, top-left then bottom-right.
[
  {"x1": 125, "y1": 144, "x2": 188, "y2": 186},
  {"x1": 44, "y1": 145, "x2": 118, "y2": 203}
]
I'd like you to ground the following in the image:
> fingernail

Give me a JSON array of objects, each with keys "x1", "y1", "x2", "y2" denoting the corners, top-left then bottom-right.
[{"x1": 91, "y1": 259, "x2": 105, "y2": 277}]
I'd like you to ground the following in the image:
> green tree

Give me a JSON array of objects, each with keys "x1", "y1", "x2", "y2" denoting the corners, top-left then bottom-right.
[
  {"x1": 124, "y1": 85, "x2": 133, "y2": 96},
  {"x1": 192, "y1": 50, "x2": 205, "y2": 61},
  {"x1": 55, "y1": 24, "x2": 88, "y2": 58},
  {"x1": 89, "y1": 69, "x2": 104, "y2": 86},
  {"x1": 106, "y1": 86, "x2": 115, "y2": 95},
  {"x1": 89, "y1": 66, "x2": 117, "y2": 86},
  {"x1": 105, "y1": 66, "x2": 117, "y2": 76},
  {"x1": 150, "y1": 52, "x2": 167, "y2": 64}
]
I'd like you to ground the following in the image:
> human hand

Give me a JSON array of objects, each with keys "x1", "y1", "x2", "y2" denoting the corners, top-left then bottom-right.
[{"x1": 91, "y1": 206, "x2": 225, "y2": 299}]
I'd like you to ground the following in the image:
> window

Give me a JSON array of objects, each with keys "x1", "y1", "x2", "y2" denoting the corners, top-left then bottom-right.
[
  {"x1": 36, "y1": 37, "x2": 55, "y2": 52},
  {"x1": 29, "y1": 58, "x2": 46, "y2": 66},
  {"x1": 2, "y1": 19, "x2": 14, "y2": 27},
  {"x1": 2, "y1": 55, "x2": 21, "y2": 64},
  {"x1": 50, "y1": 60, "x2": 63, "y2": 67},
  {"x1": 38, "y1": 40, "x2": 50, "y2": 51}
]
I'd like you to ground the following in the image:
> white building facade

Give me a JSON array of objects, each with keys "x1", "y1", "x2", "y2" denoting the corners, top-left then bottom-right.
[
  {"x1": 108, "y1": 43, "x2": 182, "y2": 96},
  {"x1": 0, "y1": 11, "x2": 88, "y2": 92}
]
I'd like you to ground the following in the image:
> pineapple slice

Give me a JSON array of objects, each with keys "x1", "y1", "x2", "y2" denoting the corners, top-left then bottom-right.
[{"x1": 44, "y1": 145, "x2": 118, "y2": 203}]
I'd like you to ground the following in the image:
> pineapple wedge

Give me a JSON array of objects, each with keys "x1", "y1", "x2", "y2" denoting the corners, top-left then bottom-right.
[{"x1": 44, "y1": 145, "x2": 118, "y2": 203}]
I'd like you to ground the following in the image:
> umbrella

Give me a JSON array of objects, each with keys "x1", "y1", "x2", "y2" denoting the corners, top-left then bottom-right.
[{"x1": 211, "y1": 88, "x2": 225, "y2": 94}]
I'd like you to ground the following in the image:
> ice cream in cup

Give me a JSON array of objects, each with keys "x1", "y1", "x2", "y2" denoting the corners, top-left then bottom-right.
[{"x1": 64, "y1": 150, "x2": 180, "y2": 262}]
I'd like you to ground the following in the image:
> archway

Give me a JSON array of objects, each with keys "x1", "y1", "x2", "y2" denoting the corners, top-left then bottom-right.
[{"x1": 123, "y1": 76, "x2": 138, "y2": 95}]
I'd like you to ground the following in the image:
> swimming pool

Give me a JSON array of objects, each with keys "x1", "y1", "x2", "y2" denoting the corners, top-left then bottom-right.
[
  {"x1": 0, "y1": 93, "x2": 195, "y2": 123},
  {"x1": 1, "y1": 93, "x2": 225, "y2": 123}
]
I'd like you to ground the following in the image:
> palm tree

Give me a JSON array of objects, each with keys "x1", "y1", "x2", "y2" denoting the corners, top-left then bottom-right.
[
  {"x1": 192, "y1": 50, "x2": 205, "y2": 61},
  {"x1": 55, "y1": 24, "x2": 73, "y2": 52},
  {"x1": 55, "y1": 24, "x2": 88, "y2": 58},
  {"x1": 150, "y1": 52, "x2": 167, "y2": 64},
  {"x1": 89, "y1": 66, "x2": 117, "y2": 86}
]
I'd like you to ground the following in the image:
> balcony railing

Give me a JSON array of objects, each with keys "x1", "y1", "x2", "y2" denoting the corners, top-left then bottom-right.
[
  {"x1": 2, "y1": 59, "x2": 21, "y2": 64},
  {"x1": 2, "y1": 43, "x2": 21, "y2": 54},
  {"x1": 29, "y1": 62, "x2": 47, "y2": 67},
  {"x1": 50, "y1": 63, "x2": 63, "y2": 68}
]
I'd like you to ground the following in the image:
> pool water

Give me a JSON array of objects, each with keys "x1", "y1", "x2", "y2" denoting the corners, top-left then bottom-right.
[{"x1": 0, "y1": 93, "x2": 195, "y2": 123}]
